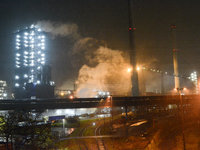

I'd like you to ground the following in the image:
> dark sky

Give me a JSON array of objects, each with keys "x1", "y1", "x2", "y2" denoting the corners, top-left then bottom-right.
[{"x1": 0, "y1": 0, "x2": 200, "y2": 89}]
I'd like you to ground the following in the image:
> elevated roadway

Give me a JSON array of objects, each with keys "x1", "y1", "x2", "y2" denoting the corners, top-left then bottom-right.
[{"x1": 0, "y1": 95, "x2": 199, "y2": 110}]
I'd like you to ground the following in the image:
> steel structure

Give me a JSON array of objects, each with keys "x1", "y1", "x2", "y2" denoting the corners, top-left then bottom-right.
[{"x1": 14, "y1": 25, "x2": 54, "y2": 98}]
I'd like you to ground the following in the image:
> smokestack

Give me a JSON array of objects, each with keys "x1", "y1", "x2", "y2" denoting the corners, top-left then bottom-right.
[
  {"x1": 171, "y1": 25, "x2": 180, "y2": 89},
  {"x1": 127, "y1": 0, "x2": 139, "y2": 96}
]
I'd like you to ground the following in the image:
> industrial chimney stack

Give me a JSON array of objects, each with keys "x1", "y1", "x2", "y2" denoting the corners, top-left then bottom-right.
[
  {"x1": 171, "y1": 25, "x2": 180, "y2": 89},
  {"x1": 127, "y1": 0, "x2": 139, "y2": 96}
]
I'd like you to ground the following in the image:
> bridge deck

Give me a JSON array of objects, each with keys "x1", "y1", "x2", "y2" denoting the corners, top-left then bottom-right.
[{"x1": 0, "y1": 95, "x2": 199, "y2": 110}]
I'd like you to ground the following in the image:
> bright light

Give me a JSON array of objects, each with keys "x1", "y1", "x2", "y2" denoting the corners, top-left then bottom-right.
[
  {"x1": 137, "y1": 67, "x2": 140, "y2": 71},
  {"x1": 61, "y1": 92, "x2": 64, "y2": 96},
  {"x1": 15, "y1": 83, "x2": 19, "y2": 87},
  {"x1": 24, "y1": 51, "x2": 28, "y2": 54},
  {"x1": 93, "y1": 122, "x2": 95, "y2": 126},
  {"x1": 15, "y1": 76, "x2": 19, "y2": 79},
  {"x1": 127, "y1": 68, "x2": 131, "y2": 72},
  {"x1": 70, "y1": 95, "x2": 74, "y2": 99}
]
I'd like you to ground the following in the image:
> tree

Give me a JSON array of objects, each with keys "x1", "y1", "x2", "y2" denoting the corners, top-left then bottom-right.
[{"x1": 0, "y1": 110, "x2": 53, "y2": 150}]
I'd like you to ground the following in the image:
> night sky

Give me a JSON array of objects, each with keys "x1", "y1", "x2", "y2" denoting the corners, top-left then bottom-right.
[{"x1": 0, "y1": 0, "x2": 200, "y2": 91}]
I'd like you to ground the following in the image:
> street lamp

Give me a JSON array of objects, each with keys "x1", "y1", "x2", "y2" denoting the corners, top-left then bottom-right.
[{"x1": 176, "y1": 87, "x2": 186, "y2": 150}]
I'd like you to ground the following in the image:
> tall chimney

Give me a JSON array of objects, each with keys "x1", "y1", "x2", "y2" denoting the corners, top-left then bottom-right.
[
  {"x1": 127, "y1": 0, "x2": 139, "y2": 96},
  {"x1": 171, "y1": 25, "x2": 180, "y2": 89}
]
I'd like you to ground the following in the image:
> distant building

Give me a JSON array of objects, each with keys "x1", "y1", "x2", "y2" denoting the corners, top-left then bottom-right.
[
  {"x1": 14, "y1": 25, "x2": 54, "y2": 99},
  {"x1": 0, "y1": 80, "x2": 7, "y2": 99}
]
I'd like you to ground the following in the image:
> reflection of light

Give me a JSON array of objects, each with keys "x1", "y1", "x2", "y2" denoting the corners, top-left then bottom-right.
[{"x1": 70, "y1": 95, "x2": 74, "y2": 99}]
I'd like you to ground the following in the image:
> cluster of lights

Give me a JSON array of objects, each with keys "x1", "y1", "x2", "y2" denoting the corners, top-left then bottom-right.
[
  {"x1": 95, "y1": 91, "x2": 110, "y2": 98},
  {"x1": 0, "y1": 81, "x2": 7, "y2": 99},
  {"x1": 189, "y1": 72, "x2": 198, "y2": 94},
  {"x1": 15, "y1": 25, "x2": 46, "y2": 87}
]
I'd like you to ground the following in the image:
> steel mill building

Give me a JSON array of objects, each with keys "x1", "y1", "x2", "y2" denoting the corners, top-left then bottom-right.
[{"x1": 14, "y1": 25, "x2": 54, "y2": 99}]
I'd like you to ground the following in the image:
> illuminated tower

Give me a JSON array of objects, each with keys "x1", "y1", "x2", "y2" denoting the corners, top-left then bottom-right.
[
  {"x1": 171, "y1": 25, "x2": 180, "y2": 89},
  {"x1": 128, "y1": 0, "x2": 139, "y2": 96},
  {"x1": 14, "y1": 25, "x2": 54, "y2": 98}
]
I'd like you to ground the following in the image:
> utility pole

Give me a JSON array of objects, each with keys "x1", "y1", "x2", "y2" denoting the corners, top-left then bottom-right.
[{"x1": 128, "y1": 0, "x2": 139, "y2": 96}]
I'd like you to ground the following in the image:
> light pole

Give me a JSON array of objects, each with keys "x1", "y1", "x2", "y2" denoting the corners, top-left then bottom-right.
[
  {"x1": 176, "y1": 88, "x2": 186, "y2": 150},
  {"x1": 63, "y1": 118, "x2": 65, "y2": 137},
  {"x1": 108, "y1": 95, "x2": 114, "y2": 148}
]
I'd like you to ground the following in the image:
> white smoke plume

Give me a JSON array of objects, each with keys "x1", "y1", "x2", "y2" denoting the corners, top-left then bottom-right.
[
  {"x1": 35, "y1": 21, "x2": 132, "y2": 97},
  {"x1": 75, "y1": 46, "x2": 131, "y2": 98},
  {"x1": 35, "y1": 20, "x2": 80, "y2": 39}
]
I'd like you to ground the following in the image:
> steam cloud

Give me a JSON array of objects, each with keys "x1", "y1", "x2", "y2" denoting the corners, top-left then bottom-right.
[
  {"x1": 36, "y1": 21, "x2": 80, "y2": 39},
  {"x1": 36, "y1": 21, "x2": 131, "y2": 98},
  {"x1": 75, "y1": 46, "x2": 131, "y2": 98}
]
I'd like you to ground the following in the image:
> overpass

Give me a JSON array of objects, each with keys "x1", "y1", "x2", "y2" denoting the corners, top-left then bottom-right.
[{"x1": 0, "y1": 95, "x2": 199, "y2": 111}]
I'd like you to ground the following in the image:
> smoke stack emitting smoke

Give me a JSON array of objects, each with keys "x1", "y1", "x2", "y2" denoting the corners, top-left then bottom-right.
[{"x1": 36, "y1": 21, "x2": 131, "y2": 97}]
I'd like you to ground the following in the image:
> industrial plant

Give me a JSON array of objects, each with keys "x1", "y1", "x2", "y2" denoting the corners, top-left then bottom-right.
[{"x1": 14, "y1": 25, "x2": 54, "y2": 99}]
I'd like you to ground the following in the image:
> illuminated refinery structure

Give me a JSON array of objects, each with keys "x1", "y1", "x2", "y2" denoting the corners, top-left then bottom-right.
[
  {"x1": 0, "y1": 80, "x2": 7, "y2": 99},
  {"x1": 137, "y1": 67, "x2": 197, "y2": 95},
  {"x1": 14, "y1": 25, "x2": 54, "y2": 99},
  {"x1": 189, "y1": 72, "x2": 198, "y2": 94}
]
